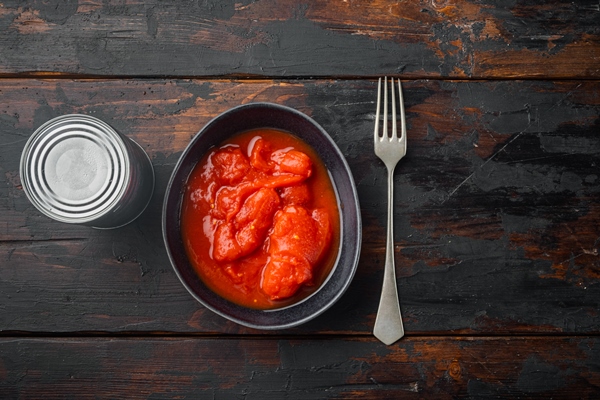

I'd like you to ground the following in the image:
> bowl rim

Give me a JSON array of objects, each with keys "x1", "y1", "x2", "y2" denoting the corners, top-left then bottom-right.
[{"x1": 162, "y1": 102, "x2": 362, "y2": 330}]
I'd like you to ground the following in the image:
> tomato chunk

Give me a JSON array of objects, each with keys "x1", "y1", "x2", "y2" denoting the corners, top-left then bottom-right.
[
  {"x1": 268, "y1": 206, "x2": 330, "y2": 264},
  {"x1": 249, "y1": 138, "x2": 273, "y2": 172},
  {"x1": 311, "y1": 208, "x2": 332, "y2": 263},
  {"x1": 212, "y1": 182, "x2": 255, "y2": 221},
  {"x1": 235, "y1": 188, "x2": 280, "y2": 255},
  {"x1": 279, "y1": 184, "x2": 311, "y2": 206},
  {"x1": 261, "y1": 253, "x2": 312, "y2": 300},
  {"x1": 212, "y1": 222, "x2": 242, "y2": 262},
  {"x1": 213, "y1": 188, "x2": 280, "y2": 262},
  {"x1": 276, "y1": 150, "x2": 312, "y2": 177},
  {"x1": 261, "y1": 205, "x2": 331, "y2": 300},
  {"x1": 211, "y1": 146, "x2": 250, "y2": 186}
]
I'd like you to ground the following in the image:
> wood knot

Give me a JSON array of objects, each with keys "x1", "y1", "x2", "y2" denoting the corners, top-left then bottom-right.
[{"x1": 448, "y1": 360, "x2": 461, "y2": 380}]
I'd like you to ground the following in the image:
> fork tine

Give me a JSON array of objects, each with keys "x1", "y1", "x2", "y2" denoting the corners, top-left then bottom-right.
[
  {"x1": 391, "y1": 77, "x2": 397, "y2": 139},
  {"x1": 398, "y1": 79, "x2": 406, "y2": 143},
  {"x1": 383, "y1": 76, "x2": 388, "y2": 138},
  {"x1": 374, "y1": 77, "x2": 381, "y2": 140}
]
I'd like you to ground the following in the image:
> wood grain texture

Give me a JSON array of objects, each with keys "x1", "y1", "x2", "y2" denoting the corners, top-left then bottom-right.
[
  {"x1": 1, "y1": 2, "x2": 599, "y2": 395},
  {"x1": 0, "y1": 0, "x2": 599, "y2": 78},
  {"x1": 1, "y1": 79, "x2": 598, "y2": 335},
  {"x1": 0, "y1": 337, "x2": 599, "y2": 398}
]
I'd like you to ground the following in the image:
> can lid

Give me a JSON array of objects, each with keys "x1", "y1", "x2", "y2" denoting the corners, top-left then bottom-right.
[{"x1": 20, "y1": 114, "x2": 130, "y2": 224}]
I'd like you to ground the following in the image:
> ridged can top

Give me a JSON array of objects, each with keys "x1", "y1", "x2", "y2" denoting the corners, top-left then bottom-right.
[{"x1": 20, "y1": 114, "x2": 131, "y2": 225}]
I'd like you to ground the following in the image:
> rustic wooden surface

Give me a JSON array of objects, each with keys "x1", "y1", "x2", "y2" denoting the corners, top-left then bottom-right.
[
  {"x1": 1, "y1": 1, "x2": 599, "y2": 398},
  {"x1": 1, "y1": 0, "x2": 600, "y2": 79},
  {"x1": 1, "y1": 337, "x2": 599, "y2": 398}
]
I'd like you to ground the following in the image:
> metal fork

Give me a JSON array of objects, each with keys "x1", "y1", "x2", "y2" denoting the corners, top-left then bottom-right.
[{"x1": 373, "y1": 77, "x2": 407, "y2": 345}]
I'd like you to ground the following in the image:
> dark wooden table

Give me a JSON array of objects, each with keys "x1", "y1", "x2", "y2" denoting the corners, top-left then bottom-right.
[{"x1": 1, "y1": 1, "x2": 600, "y2": 398}]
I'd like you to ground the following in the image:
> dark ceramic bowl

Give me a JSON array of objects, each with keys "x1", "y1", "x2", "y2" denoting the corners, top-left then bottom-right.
[{"x1": 163, "y1": 103, "x2": 361, "y2": 329}]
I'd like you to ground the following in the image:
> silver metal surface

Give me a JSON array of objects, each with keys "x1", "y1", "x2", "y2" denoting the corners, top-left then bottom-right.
[
  {"x1": 373, "y1": 77, "x2": 407, "y2": 345},
  {"x1": 20, "y1": 114, "x2": 154, "y2": 229}
]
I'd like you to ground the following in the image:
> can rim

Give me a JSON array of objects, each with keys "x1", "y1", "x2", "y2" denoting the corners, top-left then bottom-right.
[{"x1": 20, "y1": 114, "x2": 131, "y2": 224}]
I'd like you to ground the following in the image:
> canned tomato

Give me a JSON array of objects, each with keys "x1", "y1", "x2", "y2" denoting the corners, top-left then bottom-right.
[{"x1": 20, "y1": 114, "x2": 154, "y2": 229}]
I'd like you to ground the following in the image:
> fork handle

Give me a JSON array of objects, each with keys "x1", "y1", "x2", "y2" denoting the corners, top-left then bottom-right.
[{"x1": 373, "y1": 165, "x2": 405, "y2": 345}]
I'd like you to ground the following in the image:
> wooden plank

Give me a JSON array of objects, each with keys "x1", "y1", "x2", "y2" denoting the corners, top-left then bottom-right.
[
  {"x1": 0, "y1": 1, "x2": 599, "y2": 78},
  {"x1": 0, "y1": 336, "x2": 599, "y2": 398},
  {"x1": 1, "y1": 79, "x2": 599, "y2": 334}
]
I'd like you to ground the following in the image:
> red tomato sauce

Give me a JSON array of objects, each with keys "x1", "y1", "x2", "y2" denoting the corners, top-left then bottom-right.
[{"x1": 181, "y1": 128, "x2": 340, "y2": 309}]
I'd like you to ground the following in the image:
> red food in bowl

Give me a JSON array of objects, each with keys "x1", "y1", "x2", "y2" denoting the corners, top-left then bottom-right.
[
  {"x1": 163, "y1": 102, "x2": 361, "y2": 329},
  {"x1": 181, "y1": 128, "x2": 340, "y2": 309}
]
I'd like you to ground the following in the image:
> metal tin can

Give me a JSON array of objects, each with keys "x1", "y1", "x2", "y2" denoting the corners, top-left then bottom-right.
[{"x1": 20, "y1": 114, "x2": 155, "y2": 229}]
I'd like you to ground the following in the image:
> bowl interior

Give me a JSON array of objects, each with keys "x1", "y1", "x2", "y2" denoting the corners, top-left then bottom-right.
[{"x1": 163, "y1": 102, "x2": 361, "y2": 329}]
